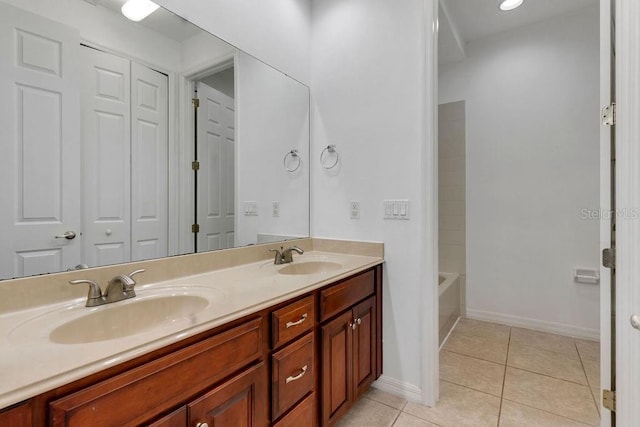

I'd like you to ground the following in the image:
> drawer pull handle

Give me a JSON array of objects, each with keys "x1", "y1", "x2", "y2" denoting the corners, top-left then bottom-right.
[
  {"x1": 286, "y1": 365, "x2": 308, "y2": 383},
  {"x1": 285, "y1": 313, "x2": 308, "y2": 328}
]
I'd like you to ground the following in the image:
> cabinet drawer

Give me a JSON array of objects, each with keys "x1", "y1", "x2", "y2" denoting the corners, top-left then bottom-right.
[
  {"x1": 273, "y1": 392, "x2": 316, "y2": 427},
  {"x1": 50, "y1": 318, "x2": 264, "y2": 427},
  {"x1": 272, "y1": 332, "x2": 315, "y2": 420},
  {"x1": 272, "y1": 295, "x2": 315, "y2": 349},
  {"x1": 320, "y1": 270, "x2": 375, "y2": 321}
]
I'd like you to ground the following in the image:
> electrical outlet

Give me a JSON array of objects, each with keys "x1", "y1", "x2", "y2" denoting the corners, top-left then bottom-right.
[
  {"x1": 272, "y1": 201, "x2": 280, "y2": 217},
  {"x1": 350, "y1": 201, "x2": 360, "y2": 219}
]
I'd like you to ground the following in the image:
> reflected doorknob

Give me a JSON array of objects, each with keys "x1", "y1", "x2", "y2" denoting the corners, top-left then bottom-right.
[
  {"x1": 630, "y1": 314, "x2": 640, "y2": 331},
  {"x1": 55, "y1": 231, "x2": 76, "y2": 240}
]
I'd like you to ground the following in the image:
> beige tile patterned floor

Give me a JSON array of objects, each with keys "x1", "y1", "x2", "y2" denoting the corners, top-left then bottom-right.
[{"x1": 337, "y1": 318, "x2": 601, "y2": 427}]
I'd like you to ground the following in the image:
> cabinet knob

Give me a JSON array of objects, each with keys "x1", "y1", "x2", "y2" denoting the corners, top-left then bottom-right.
[
  {"x1": 350, "y1": 322, "x2": 357, "y2": 330},
  {"x1": 196, "y1": 423, "x2": 209, "y2": 427}
]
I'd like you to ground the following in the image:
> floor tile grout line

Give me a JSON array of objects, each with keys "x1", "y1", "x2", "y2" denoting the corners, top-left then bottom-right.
[
  {"x1": 509, "y1": 340, "x2": 582, "y2": 359},
  {"x1": 504, "y1": 364, "x2": 592, "y2": 387},
  {"x1": 439, "y1": 378, "x2": 503, "y2": 399},
  {"x1": 574, "y1": 338, "x2": 602, "y2": 415},
  {"x1": 500, "y1": 397, "x2": 597, "y2": 427},
  {"x1": 362, "y1": 395, "x2": 408, "y2": 412},
  {"x1": 439, "y1": 348, "x2": 507, "y2": 366},
  {"x1": 497, "y1": 327, "x2": 512, "y2": 426},
  {"x1": 440, "y1": 348, "x2": 506, "y2": 367}
]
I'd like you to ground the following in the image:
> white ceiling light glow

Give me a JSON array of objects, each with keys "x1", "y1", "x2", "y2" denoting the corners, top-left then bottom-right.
[
  {"x1": 499, "y1": 0, "x2": 524, "y2": 11},
  {"x1": 121, "y1": 0, "x2": 160, "y2": 22}
]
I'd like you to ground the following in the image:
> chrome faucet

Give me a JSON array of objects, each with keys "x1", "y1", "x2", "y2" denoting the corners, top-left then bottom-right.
[
  {"x1": 70, "y1": 269, "x2": 146, "y2": 307},
  {"x1": 269, "y1": 246, "x2": 304, "y2": 265}
]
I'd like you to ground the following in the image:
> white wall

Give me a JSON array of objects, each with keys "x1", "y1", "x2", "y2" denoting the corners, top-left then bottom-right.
[
  {"x1": 311, "y1": 0, "x2": 433, "y2": 400},
  {"x1": 156, "y1": 0, "x2": 311, "y2": 85},
  {"x1": 236, "y1": 51, "x2": 310, "y2": 246},
  {"x1": 439, "y1": 6, "x2": 601, "y2": 337}
]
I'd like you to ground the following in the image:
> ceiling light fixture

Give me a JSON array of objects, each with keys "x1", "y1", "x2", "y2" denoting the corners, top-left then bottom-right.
[
  {"x1": 499, "y1": 0, "x2": 524, "y2": 11},
  {"x1": 121, "y1": 0, "x2": 160, "y2": 22}
]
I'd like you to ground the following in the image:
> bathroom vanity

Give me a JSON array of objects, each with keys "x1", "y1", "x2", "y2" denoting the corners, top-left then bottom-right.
[{"x1": 0, "y1": 239, "x2": 383, "y2": 427}]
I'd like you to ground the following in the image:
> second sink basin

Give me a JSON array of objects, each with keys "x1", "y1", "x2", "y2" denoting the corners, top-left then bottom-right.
[
  {"x1": 278, "y1": 261, "x2": 342, "y2": 275},
  {"x1": 50, "y1": 295, "x2": 209, "y2": 344}
]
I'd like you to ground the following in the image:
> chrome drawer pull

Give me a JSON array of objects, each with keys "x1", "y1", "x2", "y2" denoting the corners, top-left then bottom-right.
[
  {"x1": 285, "y1": 313, "x2": 308, "y2": 328},
  {"x1": 286, "y1": 365, "x2": 308, "y2": 384}
]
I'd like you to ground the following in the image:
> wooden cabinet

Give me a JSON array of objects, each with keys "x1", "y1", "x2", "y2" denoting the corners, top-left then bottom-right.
[
  {"x1": 50, "y1": 318, "x2": 264, "y2": 426},
  {"x1": 272, "y1": 295, "x2": 315, "y2": 349},
  {"x1": 5, "y1": 264, "x2": 382, "y2": 427},
  {"x1": 0, "y1": 402, "x2": 32, "y2": 426},
  {"x1": 188, "y1": 362, "x2": 268, "y2": 427},
  {"x1": 320, "y1": 279, "x2": 379, "y2": 427},
  {"x1": 272, "y1": 332, "x2": 314, "y2": 420}
]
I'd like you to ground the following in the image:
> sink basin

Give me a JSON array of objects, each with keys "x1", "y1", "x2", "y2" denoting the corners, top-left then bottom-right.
[
  {"x1": 278, "y1": 261, "x2": 342, "y2": 275},
  {"x1": 50, "y1": 295, "x2": 209, "y2": 344}
]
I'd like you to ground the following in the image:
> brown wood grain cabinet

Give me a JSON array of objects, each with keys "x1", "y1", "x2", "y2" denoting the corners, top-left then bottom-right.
[
  {"x1": 2, "y1": 264, "x2": 382, "y2": 426},
  {"x1": 320, "y1": 279, "x2": 380, "y2": 426}
]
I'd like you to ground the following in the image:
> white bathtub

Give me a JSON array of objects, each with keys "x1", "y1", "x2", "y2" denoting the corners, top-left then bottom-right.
[{"x1": 439, "y1": 272, "x2": 460, "y2": 345}]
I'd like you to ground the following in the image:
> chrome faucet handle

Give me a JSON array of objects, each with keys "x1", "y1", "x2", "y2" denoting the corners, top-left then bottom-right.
[
  {"x1": 269, "y1": 248, "x2": 284, "y2": 265},
  {"x1": 69, "y1": 279, "x2": 104, "y2": 307},
  {"x1": 128, "y1": 269, "x2": 146, "y2": 278},
  {"x1": 282, "y1": 246, "x2": 304, "y2": 263},
  {"x1": 124, "y1": 269, "x2": 146, "y2": 292}
]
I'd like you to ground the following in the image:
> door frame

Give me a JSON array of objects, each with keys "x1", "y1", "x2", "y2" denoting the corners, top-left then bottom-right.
[
  {"x1": 425, "y1": 0, "x2": 617, "y2": 418},
  {"x1": 612, "y1": 0, "x2": 640, "y2": 424},
  {"x1": 178, "y1": 53, "x2": 236, "y2": 255}
]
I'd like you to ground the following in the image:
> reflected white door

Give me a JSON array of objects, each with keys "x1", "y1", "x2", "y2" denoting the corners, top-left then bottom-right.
[
  {"x1": 196, "y1": 82, "x2": 235, "y2": 251},
  {"x1": 0, "y1": 3, "x2": 81, "y2": 279},
  {"x1": 80, "y1": 47, "x2": 131, "y2": 267},
  {"x1": 131, "y1": 62, "x2": 168, "y2": 261}
]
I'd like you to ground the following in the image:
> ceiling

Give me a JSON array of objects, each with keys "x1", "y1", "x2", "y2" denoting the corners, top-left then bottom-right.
[
  {"x1": 439, "y1": 0, "x2": 598, "y2": 65},
  {"x1": 84, "y1": 0, "x2": 202, "y2": 42}
]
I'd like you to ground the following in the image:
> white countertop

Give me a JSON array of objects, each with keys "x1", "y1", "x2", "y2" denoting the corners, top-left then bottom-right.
[{"x1": 0, "y1": 250, "x2": 382, "y2": 409}]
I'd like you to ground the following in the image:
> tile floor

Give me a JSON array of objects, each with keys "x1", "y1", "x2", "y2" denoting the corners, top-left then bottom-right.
[{"x1": 337, "y1": 317, "x2": 601, "y2": 427}]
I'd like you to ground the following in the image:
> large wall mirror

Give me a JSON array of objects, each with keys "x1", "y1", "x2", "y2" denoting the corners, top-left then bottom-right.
[{"x1": 0, "y1": 0, "x2": 310, "y2": 280}]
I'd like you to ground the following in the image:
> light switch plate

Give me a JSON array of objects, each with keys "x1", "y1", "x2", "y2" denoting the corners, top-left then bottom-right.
[
  {"x1": 243, "y1": 201, "x2": 258, "y2": 216},
  {"x1": 383, "y1": 199, "x2": 410, "y2": 220},
  {"x1": 272, "y1": 201, "x2": 280, "y2": 217}
]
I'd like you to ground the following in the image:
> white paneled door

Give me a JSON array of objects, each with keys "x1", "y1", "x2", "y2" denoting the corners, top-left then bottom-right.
[
  {"x1": 196, "y1": 81, "x2": 235, "y2": 251},
  {"x1": 80, "y1": 47, "x2": 131, "y2": 268},
  {"x1": 0, "y1": 4, "x2": 81, "y2": 279},
  {"x1": 131, "y1": 62, "x2": 168, "y2": 262},
  {"x1": 81, "y1": 47, "x2": 168, "y2": 268}
]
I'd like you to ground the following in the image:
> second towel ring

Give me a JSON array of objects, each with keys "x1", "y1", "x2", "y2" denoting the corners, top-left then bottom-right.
[
  {"x1": 320, "y1": 145, "x2": 339, "y2": 170},
  {"x1": 283, "y1": 149, "x2": 302, "y2": 172}
]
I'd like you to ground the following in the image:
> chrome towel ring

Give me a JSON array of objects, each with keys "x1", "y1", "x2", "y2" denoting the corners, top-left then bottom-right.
[
  {"x1": 320, "y1": 145, "x2": 339, "y2": 169},
  {"x1": 283, "y1": 149, "x2": 302, "y2": 172}
]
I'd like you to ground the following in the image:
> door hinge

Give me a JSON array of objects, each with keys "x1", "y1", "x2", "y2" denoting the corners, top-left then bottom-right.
[
  {"x1": 192, "y1": 161, "x2": 200, "y2": 171},
  {"x1": 602, "y1": 102, "x2": 616, "y2": 126},
  {"x1": 192, "y1": 98, "x2": 200, "y2": 108},
  {"x1": 603, "y1": 389, "x2": 616, "y2": 412},
  {"x1": 192, "y1": 224, "x2": 200, "y2": 233},
  {"x1": 603, "y1": 247, "x2": 615, "y2": 269}
]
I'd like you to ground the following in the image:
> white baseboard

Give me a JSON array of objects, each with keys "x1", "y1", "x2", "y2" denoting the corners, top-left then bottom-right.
[
  {"x1": 465, "y1": 308, "x2": 600, "y2": 341},
  {"x1": 372, "y1": 375, "x2": 423, "y2": 403}
]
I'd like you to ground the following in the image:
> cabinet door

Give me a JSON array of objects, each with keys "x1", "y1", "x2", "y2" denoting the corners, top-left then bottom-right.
[
  {"x1": 188, "y1": 362, "x2": 268, "y2": 427},
  {"x1": 146, "y1": 407, "x2": 186, "y2": 427},
  {"x1": 321, "y1": 310, "x2": 353, "y2": 426},
  {"x1": 352, "y1": 296, "x2": 376, "y2": 399}
]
